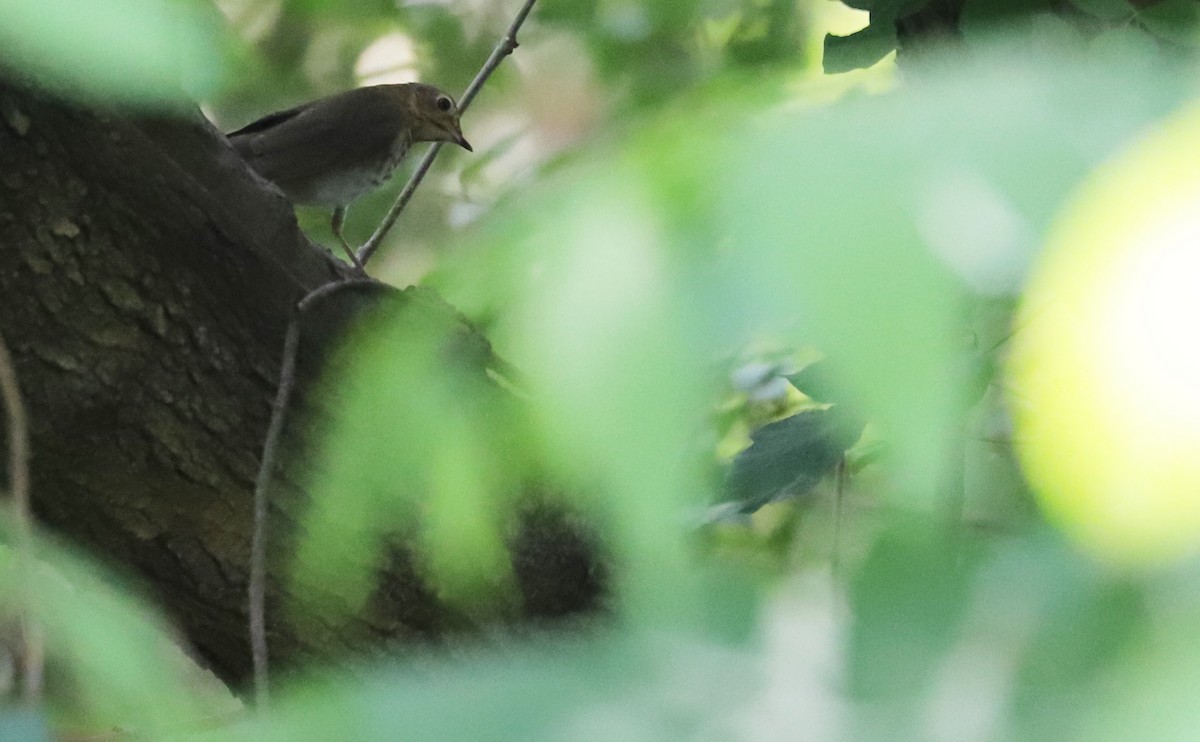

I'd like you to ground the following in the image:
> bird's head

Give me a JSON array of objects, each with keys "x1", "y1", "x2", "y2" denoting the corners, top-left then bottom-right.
[{"x1": 407, "y1": 84, "x2": 472, "y2": 152}]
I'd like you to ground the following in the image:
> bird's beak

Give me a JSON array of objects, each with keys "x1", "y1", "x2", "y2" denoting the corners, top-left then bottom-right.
[{"x1": 450, "y1": 121, "x2": 472, "y2": 152}]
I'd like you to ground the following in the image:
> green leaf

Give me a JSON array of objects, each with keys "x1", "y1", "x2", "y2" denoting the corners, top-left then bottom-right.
[
  {"x1": 727, "y1": 47, "x2": 1189, "y2": 503},
  {"x1": 785, "y1": 362, "x2": 847, "y2": 406},
  {"x1": 847, "y1": 522, "x2": 972, "y2": 704},
  {"x1": 1090, "y1": 25, "x2": 1161, "y2": 58},
  {"x1": 0, "y1": 0, "x2": 227, "y2": 105},
  {"x1": 963, "y1": 0, "x2": 1059, "y2": 19},
  {"x1": 216, "y1": 632, "x2": 757, "y2": 742},
  {"x1": 290, "y1": 0, "x2": 397, "y2": 19},
  {"x1": 823, "y1": 0, "x2": 939, "y2": 72},
  {"x1": 860, "y1": 0, "x2": 929, "y2": 17},
  {"x1": 1012, "y1": 580, "x2": 1147, "y2": 737},
  {"x1": 725, "y1": 407, "x2": 864, "y2": 513},
  {"x1": 292, "y1": 292, "x2": 526, "y2": 620},
  {"x1": 1138, "y1": 0, "x2": 1200, "y2": 46},
  {"x1": 960, "y1": 0, "x2": 1061, "y2": 40},
  {"x1": 1068, "y1": 0, "x2": 1135, "y2": 20},
  {"x1": 823, "y1": 23, "x2": 897, "y2": 73},
  {"x1": 0, "y1": 524, "x2": 232, "y2": 734}
]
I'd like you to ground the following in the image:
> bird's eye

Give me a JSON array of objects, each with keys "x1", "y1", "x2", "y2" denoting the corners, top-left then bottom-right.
[{"x1": 436, "y1": 95, "x2": 453, "y2": 112}]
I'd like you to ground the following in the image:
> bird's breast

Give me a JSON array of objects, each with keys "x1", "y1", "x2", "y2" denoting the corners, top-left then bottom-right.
[{"x1": 298, "y1": 134, "x2": 412, "y2": 207}]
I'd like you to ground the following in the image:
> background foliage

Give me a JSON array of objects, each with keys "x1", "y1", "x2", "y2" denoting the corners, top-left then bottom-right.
[{"x1": 4, "y1": 0, "x2": 1200, "y2": 739}]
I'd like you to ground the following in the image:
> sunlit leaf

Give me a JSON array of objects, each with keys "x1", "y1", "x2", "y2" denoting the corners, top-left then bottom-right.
[{"x1": 1008, "y1": 100, "x2": 1200, "y2": 565}]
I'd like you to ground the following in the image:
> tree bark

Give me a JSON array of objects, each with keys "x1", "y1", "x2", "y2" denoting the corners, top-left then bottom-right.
[{"x1": 0, "y1": 82, "x2": 601, "y2": 687}]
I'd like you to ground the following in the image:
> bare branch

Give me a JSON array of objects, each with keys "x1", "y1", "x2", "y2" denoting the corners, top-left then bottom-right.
[
  {"x1": 248, "y1": 320, "x2": 295, "y2": 710},
  {"x1": 357, "y1": 0, "x2": 539, "y2": 267},
  {"x1": 0, "y1": 329, "x2": 40, "y2": 702},
  {"x1": 249, "y1": 279, "x2": 378, "y2": 708}
]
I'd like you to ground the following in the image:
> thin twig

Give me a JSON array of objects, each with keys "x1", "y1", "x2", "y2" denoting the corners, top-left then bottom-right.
[
  {"x1": 357, "y1": 0, "x2": 539, "y2": 267},
  {"x1": 831, "y1": 456, "x2": 847, "y2": 587},
  {"x1": 296, "y1": 278, "x2": 379, "y2": 313},
  {"x1": 248, "y1": 279, "x2": 378, "y2": 709},
  {"x1": 0, "y1": 330, "x2": 40, "y2": 703},
  {"x1": 248, "y1": 320, "x2": 295, "y2": 710}
]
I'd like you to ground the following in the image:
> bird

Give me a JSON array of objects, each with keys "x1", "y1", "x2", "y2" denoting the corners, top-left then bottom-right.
[{"x1": 227, "y1": 83, "x2": 473, "y2": 272}]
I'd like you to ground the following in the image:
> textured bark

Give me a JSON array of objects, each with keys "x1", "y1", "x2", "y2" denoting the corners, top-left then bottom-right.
[{"x1": 0, "y1": 82, "x2": 601, "y2": 686}]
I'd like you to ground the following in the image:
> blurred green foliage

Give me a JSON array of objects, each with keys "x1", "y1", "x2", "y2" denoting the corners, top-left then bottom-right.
[
  {"x1": 0, "y1": 518, "x2": 236, "y2": 735},
  {"x1": 825, "y1": 0, "x2": 1200, "y2": 71},
  {"x1": 6, "y1": 0, "x2": 1200, "y2": 740},
  {"x1": 0, "y1": 0, "x2": 227, "y2": 104}
]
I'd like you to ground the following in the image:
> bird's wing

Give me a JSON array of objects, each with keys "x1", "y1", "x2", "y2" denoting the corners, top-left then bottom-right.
[
  {"x1": 228, "y1": 88, "x2": 405, "y2": 187},
  {"x1": 226, "y1": 102, "x2": 308, "y2": 138}
]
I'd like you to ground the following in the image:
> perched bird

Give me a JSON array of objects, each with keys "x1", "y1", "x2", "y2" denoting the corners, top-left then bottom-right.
[{"x1": 227, "y1": 83, "x2": 473, "y2": 270}]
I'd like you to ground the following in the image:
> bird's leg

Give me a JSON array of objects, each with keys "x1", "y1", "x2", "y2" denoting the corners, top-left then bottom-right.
[{"x1": 331, "y1": 206, "x2": 367, "y2": 273}]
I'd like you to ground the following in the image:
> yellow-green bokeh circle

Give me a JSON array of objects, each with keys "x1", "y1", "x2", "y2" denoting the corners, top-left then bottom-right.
[{"x1": 1010, "y1": 103, "x2": 1200, "y2": 566}]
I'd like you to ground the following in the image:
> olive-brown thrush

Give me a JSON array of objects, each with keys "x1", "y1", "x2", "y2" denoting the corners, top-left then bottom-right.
[{"x1": 227, "y1": 83, "x2": 472, "y2": 271}]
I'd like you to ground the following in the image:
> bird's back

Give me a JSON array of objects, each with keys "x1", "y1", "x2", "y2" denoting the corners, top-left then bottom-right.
[{"x1": 228, "y1": 86, "x2": 414, "y2": 207}]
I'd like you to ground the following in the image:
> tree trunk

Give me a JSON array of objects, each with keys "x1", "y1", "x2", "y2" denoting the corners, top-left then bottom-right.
[{"x1": 0, "y1": 82, "x2": 601, "y2": 687}]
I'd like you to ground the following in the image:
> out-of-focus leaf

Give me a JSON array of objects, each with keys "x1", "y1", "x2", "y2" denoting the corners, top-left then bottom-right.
[
  {"x1": 1007, "y1": 100, "x2": 1200, "y2": 565},
  {"x1": 961, "y1": 0, "x2": 1059, "y2": 26},
  {"x1": 823, "y1": 23, "x2": 896, "y2": 72},
  {"x1": 289, "y1": 0, "x2": 396, "y2": 19},
  {"x1": 1072, "y1": 563, "x2": 1200, "y2": 740},
  {"x1": 727, "y1": 47, "x2": 1189, "y2": 505},
  {"x1": 1068, "y1": 0, "x2": 1134, "y2": 20},
  {"x1": 293, "y1": 291, "x2": 528, "y2": 620},
  {"x1": 725, "y1": 406, "x2": 864, "y2": 514},
  {"x1": 645, "y1": 0, "x2": 705, "y2": 29},
  {"x1": 856, "y1": 0, "x2": 929, "y2": 16},
  {"x1": 823, "y1": 0, "x2": 945, "y2": 72},
  {"x1": 1010, "y1": 580, "x2": 1146, "y2": 738},
  {"x1": 0, "y1": 523, "x2": 233, "y2": 735},
  {"x1": 0, "y1": 710, "x2": 49, "y2": 742},
  {"x1": 730, "y1": 361, "x2": 793, "y2": 406},
  {"x1": 0, "y1": 0, "x2": 227, "y2": 105},
  {"x1": 1138, "y1": 0, "x2": 1200, "y2": 46},
  {"x1": 786, "y1": 362, "x2": 848, "y2": 407},
  {"x1": 846, "y1": 521, "x2": 972, "y2": 711},
  {"x1": 538, "y1": 0, "x2": 597, "y2": 26},
  {"x1": 725, "y1": 0, "x2": 804, "y2": 67},
  {"x1": 212, "y1": 632, "x2": 758, "y2": 742},
  {"x1": 960, "y1": 4, "x2": 1089, "y2": 56},
  {"x1": 433, "y1": 101, "x2": 760, "y2": 626},
  {"x1": 498, "y1": 177, "x2": 712, "y2": 624},
  {"x1": 1089, "y1": 24, "x2": 1160, "y2": 59}
]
